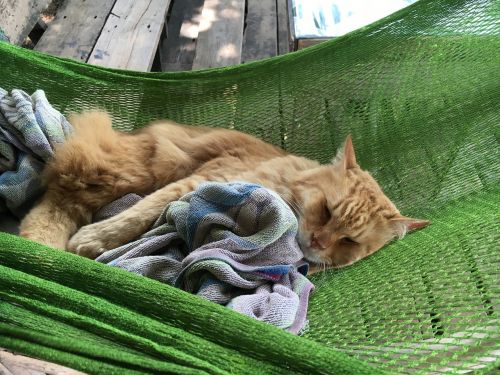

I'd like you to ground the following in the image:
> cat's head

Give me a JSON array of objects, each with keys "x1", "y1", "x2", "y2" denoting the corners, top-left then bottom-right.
[{"x1": 293, "y1": 136, "x2": 429, "y2": 268}]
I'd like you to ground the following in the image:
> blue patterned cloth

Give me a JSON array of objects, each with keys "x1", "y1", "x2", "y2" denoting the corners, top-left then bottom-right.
[
  {"x1": 97, "y1": 183, "x2": 314, "y2": 334},
  {"x1": 0, "y1": 88, "x2": 73, "y2": 216},
  {"x1": 0, "y1": 29, "x2": 8, "y2": 42}
]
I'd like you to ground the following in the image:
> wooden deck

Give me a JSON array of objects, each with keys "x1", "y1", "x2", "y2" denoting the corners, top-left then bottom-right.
[
  {"x1": 0, "y1": 349, "x2": 86, "y2": 375},
  {"x1": 1, "y1": 0, "x2": 292, "y2": 72}
]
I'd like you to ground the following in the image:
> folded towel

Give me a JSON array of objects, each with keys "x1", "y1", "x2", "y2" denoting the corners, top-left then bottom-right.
[
  {"x1": 0, "y1": 88, "x2": 72, "y2": 216},
  {"x1": 96, "y1": 183, "x2": 314, "y2": 334}
]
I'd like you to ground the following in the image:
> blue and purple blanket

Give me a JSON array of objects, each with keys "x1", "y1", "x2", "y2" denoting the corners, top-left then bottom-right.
[
  {"x1": 0, "y1": 88, "x2": 72, "y2": 217},
  {"x1": 96, "y1": 183, "x2": 314, "y2": 334}
]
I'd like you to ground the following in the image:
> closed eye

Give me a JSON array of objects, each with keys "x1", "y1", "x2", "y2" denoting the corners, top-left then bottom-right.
[
  {"x1": 322, "y1": 204, "x2": 332, "y2": 224},
  {"x1": 341, "y1": 237, "x2": 358, "y2": 245}
]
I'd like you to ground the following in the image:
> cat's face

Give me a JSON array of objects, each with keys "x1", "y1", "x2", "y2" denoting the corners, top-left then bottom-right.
[{"x1": 293, "y1": 136, "x2": 429, "y2": 268}]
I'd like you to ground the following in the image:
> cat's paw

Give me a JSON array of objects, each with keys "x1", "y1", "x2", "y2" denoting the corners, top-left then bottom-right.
[{"x1": 67, "y1": 222, "x2": 117, "y2": 259}]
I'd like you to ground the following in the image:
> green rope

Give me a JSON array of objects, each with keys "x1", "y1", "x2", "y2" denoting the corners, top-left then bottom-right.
[{"x1": 0, "y1": 0, "x2": 498, "y2": 373}]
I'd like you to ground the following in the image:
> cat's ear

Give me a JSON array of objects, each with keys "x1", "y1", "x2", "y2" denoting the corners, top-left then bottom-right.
[
  {"x1": 344, "y1": 135, "x2": 358, "y2": 169},
  {"x1": 391, "y1": 216, "x2": 430, "y2": 238},
  {"x1": 334, "y1": 135, "x2": 358, "y2": 170}
]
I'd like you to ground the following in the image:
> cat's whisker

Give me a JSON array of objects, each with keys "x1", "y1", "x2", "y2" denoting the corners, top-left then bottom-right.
[
  {"x1": 310, "y1": 260, "x2": 329, "y2": 289},
  {"x1": 285, "y1": 199, "x2": 296, "y2": 212},
  {"x1": 284, "y1": 197, "x2": 302, "y2": 216}
]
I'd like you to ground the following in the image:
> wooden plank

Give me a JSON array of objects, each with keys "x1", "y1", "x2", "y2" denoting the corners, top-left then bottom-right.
[
  {"x1": 192, "y1": 0, "x2": 245, "y2": 70},
  {"x1": 2, "y1": 364, "x2": 44, "y2": 375},
  {"x1": 0, "y1": 349, "x2": 86, "y2": 375},
  {"x1": 0, "y1": 361, "x2": 14, "y2": 375},
  {"x1": 160, "y1": 0, "x2": 205, "y2": 71},
  {"x1": 241, "y1": 0, "x2": 277, "y2": 63},
  {"x1": 35, "y1": 0, "x2": 117, "y2": 62},
  {"x1": 0, "y1": 0, "x2": 50, "y2": 44},
  {"x1": 88, "y1": 0, "x2": 171, "y2": 71},
  {"x1": 297, "y1": 38, "x2": 329, "y2": 50},
  {"x1": 286, "y1": 0, "x2": 298, "y2": 51},
  {"x1": 276, "y1": 0, "x2": 290, "y2": 55}
]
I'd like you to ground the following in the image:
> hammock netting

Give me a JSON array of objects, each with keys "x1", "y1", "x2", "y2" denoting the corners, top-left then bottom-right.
[{"x1": 0, "y1": 0, "x2": 498, "y2": 373}]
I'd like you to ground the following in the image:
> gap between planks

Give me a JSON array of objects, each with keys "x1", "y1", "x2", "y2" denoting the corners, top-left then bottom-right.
[{"x1": 0, "y1": 0, "x2": 51, "y2": 44}]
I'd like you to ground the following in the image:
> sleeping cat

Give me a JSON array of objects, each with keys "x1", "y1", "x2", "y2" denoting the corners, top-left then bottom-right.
[{"x1": 19, "y1": 111, "x2": 429, "y2": 271}]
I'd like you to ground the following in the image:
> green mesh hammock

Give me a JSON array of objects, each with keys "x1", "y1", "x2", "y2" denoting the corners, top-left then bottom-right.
[{"x1": 0, "y1": 0, "x2": 498, "y2": 373}]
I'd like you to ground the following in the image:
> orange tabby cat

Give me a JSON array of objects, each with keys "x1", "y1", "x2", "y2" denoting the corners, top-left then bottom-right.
[{"x1": 19, "y1": 111, "x2": 428, "y2": 271}]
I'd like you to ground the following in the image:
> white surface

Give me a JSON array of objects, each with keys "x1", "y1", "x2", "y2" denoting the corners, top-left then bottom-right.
[{"x1": 292, "y1": 0, "x2": 418, "y2": 38}]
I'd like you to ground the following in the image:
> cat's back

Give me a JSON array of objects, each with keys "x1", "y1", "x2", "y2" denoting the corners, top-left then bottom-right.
[{"x1": 139, "y1": 120, "x2": 287, "y2": 162}]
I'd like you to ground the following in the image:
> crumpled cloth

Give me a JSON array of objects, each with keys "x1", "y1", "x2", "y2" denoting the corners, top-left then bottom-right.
[
  {"x1": 0, "y1": 88, "x2": 72, "y2": 216},
  {"x1": 96, "y1": 182, "x2": 314, "y2": 334}
]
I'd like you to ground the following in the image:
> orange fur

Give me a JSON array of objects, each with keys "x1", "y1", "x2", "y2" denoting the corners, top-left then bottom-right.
[{"x1": 20, "y1": 111, "x2": 429, "y2": 271}]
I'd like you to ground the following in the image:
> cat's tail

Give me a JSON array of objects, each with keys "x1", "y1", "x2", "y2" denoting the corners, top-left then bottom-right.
[
  {"x1": 67, "y1": 110, "x2": 116, "y2": 143},
  {"x1": 19, "y1": 111, "x2": 116, "y2": 249},
  {"x1": 20, "y1": 110, "x2": 156, "y2": 250}
]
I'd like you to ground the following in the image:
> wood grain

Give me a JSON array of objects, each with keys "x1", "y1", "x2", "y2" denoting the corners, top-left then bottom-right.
[
  {"x1": 88, "y1": 0, "x2": 171, "y2": 71},
  {"x1": 0, "y1": 360, "x2": 14, "y2": 375},
  {"x1": 35, "y1": 0, "x2": 117, "y2": 62},
  {"x1": 0, "y1": 349, "x2": 86, "y2": 375},
  {"x1": 297, "y1": 38, "x2": 329, "y2": 50},
  {"x1": 286, "y1": 0, "x2": 298, "y2": 51},
  {"x1": 0, "y1": 0, "x2": 50, "y2": 44},
  {"x1": 276, "y1": 0, "x2": 291, "y2": 55},
  {"x1": 241, "y1": 0, "x2": 277, "y2": 63},
  {"x1": 192, "y1": 0, "x2": 245, "y2": 70}
]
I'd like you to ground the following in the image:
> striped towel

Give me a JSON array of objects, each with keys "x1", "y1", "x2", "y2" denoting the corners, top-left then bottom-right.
[
  {"x1": 96, "y1": 183, "x2": 314, "y2": 334},
  {"x1": 0, "y1": 88, "x2": 72, "y2": 216},
  {"x1": 0, "y1": 29, "x2": 8, "y2": 42}
]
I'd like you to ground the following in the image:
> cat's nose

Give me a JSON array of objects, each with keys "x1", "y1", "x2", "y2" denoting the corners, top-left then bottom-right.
[
  {"x1": 311, "y1": 233, "x2": 328, "y2": 250},
  {"x1": 311, "y1": 236, "x2": 321, "y2": 249}
]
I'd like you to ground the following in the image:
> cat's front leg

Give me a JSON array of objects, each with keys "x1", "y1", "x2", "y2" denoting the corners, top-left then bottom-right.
[
  {"x1": 67, "y1": 175, "x2": 205, "y2": 258},
  {"x1": 20, "y1": 191, "x2": 90, "y2": 250},
  {"x1": 66, "y1": 213, "x2": 143, "y2": 258}
]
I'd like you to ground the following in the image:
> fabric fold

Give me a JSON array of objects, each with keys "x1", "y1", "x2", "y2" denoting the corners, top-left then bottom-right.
[
  {"x1": 0, "y1": 88, "x2": 72, "y2": 216},
  {"x1": 96, "y1": 183, "x2": 314, "y2": 334}
]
